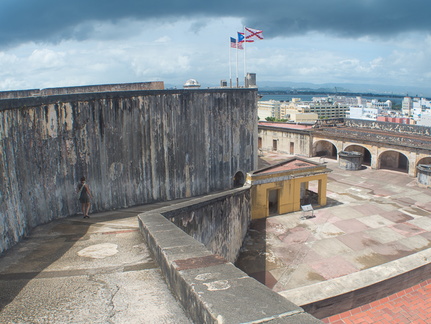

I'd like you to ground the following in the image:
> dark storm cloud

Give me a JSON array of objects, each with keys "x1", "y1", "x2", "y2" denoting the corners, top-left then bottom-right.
[{"x1": 0, "y1": 0, "x2": 429, "y2": 48}]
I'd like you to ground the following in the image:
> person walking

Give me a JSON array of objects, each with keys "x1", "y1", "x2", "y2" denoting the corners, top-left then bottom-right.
[{"x1": 77, "y1": 176, "x2": 92, "y2": 218}]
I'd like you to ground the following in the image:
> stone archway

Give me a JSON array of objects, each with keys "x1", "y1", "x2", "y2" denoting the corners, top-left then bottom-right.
[
  {"x1": 233, "y1": 171, "x2": 246, "y2": 188},
  {"x1": 313, "y1": 140, "x2": 337, "y2": 159},
  {"x1": 379, "y1": 150, "x2": 409, "y2": 173},
  {"x1": 344, "y1": 144, "x2": 372, "y2": 166},
  {"x1": 416, "y1": 156, "x2": 431, "y2": 177},
  {"x1": 417, "y1": 156, "x2": 431, "y2": 166}
]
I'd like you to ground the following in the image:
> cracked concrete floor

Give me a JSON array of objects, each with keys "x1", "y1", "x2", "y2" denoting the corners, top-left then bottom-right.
[{"x1": 0, "y1": 206, "x2": 191, "y2": 324}]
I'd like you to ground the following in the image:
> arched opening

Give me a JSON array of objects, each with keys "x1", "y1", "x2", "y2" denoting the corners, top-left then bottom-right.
[
  {"x1": 416, "y1": 157, "x2": 431, "y2": 177},
  {"x1": 314, "y1": 140, "x2": 337, "y2": 159},
  {"x1": 233, "y1": 171, "x2": 245, "y2": 188},
  {"x1": 344, "y1": 145, "x2": 372, "y2": 166},
  {"x1": 417, "y1": 157, "x2": 431, "y2": 166},
  {"x1": 379, "y1": 151, "x2": 409, "y2": 173}
]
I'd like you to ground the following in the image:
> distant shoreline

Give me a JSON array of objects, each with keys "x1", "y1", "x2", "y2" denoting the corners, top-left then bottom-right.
[
  {"x1": 258, "y1": 91, "x2": 405, "y2": 108},
  {"x1": 258, "y1": 90, "x2": 406, "y2": 99}
]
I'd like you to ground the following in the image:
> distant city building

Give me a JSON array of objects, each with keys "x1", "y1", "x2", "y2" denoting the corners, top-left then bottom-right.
[
  {"x1": 281, "y1": 97, "x2": 349, "y2": 119},
  {"x1": 283, "y1": 109, "x2": 319, "y2": 123},
  {"x1": 347, "y1": 97, "x2": 399, "y2": 121},
  {"x1": 257, "y1": 100, "x2": 282, "y2": 120},
  {"x1": 348, "y1": 106, "x2": 379, "y2": 120},
  {"x1": 258, "y1": 95, "x2": 431, "y2": 124},
  {"x1": 412, "y1": 97, "x2": 431, "y2": 121},
  {"x1": 418, "y1": 110, "x2": 431, "y2": 127},
  {"x1": 376, "y1": 116, "x2": 411, "y2": 124},
  {"x1": 402, "y1": 97, "x2": 413, "y2": 117}
]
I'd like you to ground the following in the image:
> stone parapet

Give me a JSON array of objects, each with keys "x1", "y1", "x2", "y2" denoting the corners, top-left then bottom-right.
[
  {"x1": 0, "y1": 82, "x2": 164, "y2": 99},
  {"x1": 138, "y1": 189, "x2": 322, "y2": 323},
  {"x1": 345, "y1": 118, "x2": 431, "y2": 137}
]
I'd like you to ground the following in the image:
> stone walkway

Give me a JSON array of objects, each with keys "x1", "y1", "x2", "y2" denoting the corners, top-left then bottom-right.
[
  {"x1": 0, "y1": 204, "x2": 191, "y2": 323},
  {"x1": 236, "y1": 152, "x2": 431, "y2": 321}
]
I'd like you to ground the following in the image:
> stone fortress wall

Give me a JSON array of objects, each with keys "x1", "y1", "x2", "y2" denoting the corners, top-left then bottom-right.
[
  {"x1": 0, "y1": 81, "x2": 165, "y2": 99},
  {"x1": 0, "y1": 83, "x2": 258, "y2": 253}
]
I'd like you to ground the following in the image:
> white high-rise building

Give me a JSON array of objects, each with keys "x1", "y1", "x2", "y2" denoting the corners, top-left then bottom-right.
[
  {"x1": 402, "y1": 97, "x2": 413, "y2": 117},
  {"x1": 257, "y1": 100, "x2": 282, "y2": 120}
]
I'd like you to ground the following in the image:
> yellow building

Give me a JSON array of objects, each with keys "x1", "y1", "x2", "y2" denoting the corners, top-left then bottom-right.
[{"x1": 246, "y1": 157, "x2": 332, "y2": 219}]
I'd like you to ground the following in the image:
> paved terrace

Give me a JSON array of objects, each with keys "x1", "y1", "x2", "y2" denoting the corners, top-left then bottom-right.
[
  {"x1": 3, "y1": 150, "x2": 431, "y2": 323},
  {"x1": 0, "y1": 189, "x2": 321, "y2": 323},
  {"x1": 0, "y1": 202, "x2": 192, "y2": 323},
  {"x1": 236, "y1": 152, "x2": 431, "y2": 321}
]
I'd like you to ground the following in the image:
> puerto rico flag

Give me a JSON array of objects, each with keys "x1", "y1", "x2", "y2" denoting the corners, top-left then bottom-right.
[{"x1": 238, "y1": 32, "x2": 254, "y2": 44}]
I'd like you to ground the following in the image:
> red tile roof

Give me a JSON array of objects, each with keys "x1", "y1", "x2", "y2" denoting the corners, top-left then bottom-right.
[
  {"x1": 258, "y1": 122, "x2": 314, "y2": 130},
  {"x1": 255, "y1": 159, "x2": 316, "y2": 174}
]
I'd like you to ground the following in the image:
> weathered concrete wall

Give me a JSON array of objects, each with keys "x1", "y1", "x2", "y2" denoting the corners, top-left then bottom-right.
[
  {"x1": 345, "y1": 118, "x2": 431, "y2": 136},
  {"x1": 0, "y1": 82, "x2": 164, "y2": 99},
  {"x1": 165, "y1": 188, "x2": 251, "y2": 263},
  {"x1": 258, "y1": 126, "x2": 312, "y2": 156},
  {"x1": 0, "y1": 88, "x2": 258, "y2": 253}
]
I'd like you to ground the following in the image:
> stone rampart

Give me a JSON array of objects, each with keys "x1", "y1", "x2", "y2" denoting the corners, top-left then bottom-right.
[
  {"x1": 0, "y1": 82, "x2": 164, "y2": 99},
  {"x1": 0, "y1": 88, "x2": 258, "y2": 253},
  {"x1": 138, "y1": 189, "x2": 321, "y2": 323},
  {"x1": 165, "y1": 188, "x2": 251, "y2": 263},
  {"x1": 315, "y1": 126, "x2": 431, "y2": 150}
]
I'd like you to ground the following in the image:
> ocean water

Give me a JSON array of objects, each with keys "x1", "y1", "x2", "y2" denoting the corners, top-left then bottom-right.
[{"x1": 259, "y1": 94, "x2": 403, "y2": 106}]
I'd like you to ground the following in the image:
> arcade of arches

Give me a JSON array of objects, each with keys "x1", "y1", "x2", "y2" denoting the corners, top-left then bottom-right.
[{"x1": 313, "y1": 139, "x2": 431, "y2": 176}]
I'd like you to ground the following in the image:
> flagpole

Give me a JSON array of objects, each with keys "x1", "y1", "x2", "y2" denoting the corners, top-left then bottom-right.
[
  {"x1": 243, "y1": 26, "x2": 247, "y2": 87},
  {"x1": 229, "y1": 39, "x2": 232, "y2": 88},
  {"x1": 236, "y1": 40, "x2": 239, "y2": 88}
]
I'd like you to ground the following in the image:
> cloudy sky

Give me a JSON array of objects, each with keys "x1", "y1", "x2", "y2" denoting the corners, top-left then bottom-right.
[{"x1": 1, "y1": 0, "x2": 430, "y2": 95}]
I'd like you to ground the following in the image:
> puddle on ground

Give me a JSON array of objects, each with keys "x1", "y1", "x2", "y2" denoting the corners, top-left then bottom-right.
[
  {"x1": 400, "y1": 206, "x2": 431, "y2": 217},
  {"x1": 307, "y1": 271, "x2": 325, "y2": 282},
  {"x1": 356, "y1": 252, "x2": 390, "y2": 270}
]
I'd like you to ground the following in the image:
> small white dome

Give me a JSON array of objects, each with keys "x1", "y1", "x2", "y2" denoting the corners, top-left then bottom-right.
[{"x1": 183, "y1": 79, "x2": 201, "y2": 88}]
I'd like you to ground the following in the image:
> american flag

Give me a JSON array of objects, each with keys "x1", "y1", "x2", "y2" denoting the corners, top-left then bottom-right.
[{"x1": 230, "y1": 37, "x2": 243, "y2": 49}]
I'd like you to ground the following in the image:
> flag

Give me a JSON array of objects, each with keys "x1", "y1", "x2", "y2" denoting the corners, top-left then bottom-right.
[
  {"x1": 238, "y1": 32, "x2": 254, "y2": 44},
  {"x1": 245, "y1": 27, "x2": 264, "y2": 41},
  {"x1": 230, "y1": 37, "x2": 243, "y2": 49}
]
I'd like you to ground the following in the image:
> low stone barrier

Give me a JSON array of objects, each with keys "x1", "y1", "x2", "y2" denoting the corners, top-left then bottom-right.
[
  {"x1": 164, "y1": 188, "x2": 251, "y2": 263},
  {"x1": 138, "y1": 187, "x2": 322, "y2": 323},
  {"x1": 280, "y1": 248, "x2": 431, "y2": 319}
]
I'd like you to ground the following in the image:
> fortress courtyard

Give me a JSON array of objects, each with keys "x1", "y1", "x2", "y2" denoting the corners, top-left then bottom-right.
[
  {"x1": 236, "y1": 152, "x2": 431, "y2": 323},
  {"x1": 1, "y1": 151, "x2": 431, "y2": 323}
]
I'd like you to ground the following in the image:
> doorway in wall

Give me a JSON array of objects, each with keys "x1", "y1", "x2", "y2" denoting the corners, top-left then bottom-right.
[
  {"x1": 268, "y1": 189, "x2": 279, "y2": 215},
  {"x1": 233, "y1": 171, "x2": 245, "y2": 188},
  {"x1": 300, "y1": 180, "x2": 319, "y2": 206}
]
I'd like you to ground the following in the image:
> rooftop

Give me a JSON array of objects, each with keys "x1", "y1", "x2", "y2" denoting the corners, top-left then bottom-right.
[
  {"x1": 258, "y1": 121, "x2": 314, "y2": 130},
  {"x1": 254, "y1": 157, "x2": 320, "y2": 174}
]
